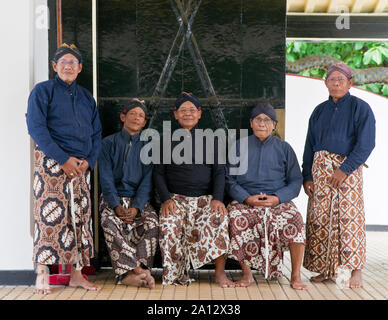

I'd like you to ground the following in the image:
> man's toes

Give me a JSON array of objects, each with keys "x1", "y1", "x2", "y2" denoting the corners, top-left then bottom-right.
[
  {"x1": 220, "y1": 280, "x2": 235, "y2": 288},
  {"x1": 144, "y1": 274, "x2": 155, "y2": 289},
  {"x1": 291, "y1": 283, "x2": 307, "y2": 290},
  {"x1": 90, "y1": 284, "x2": 101, "y2": 291},
  {"x1": 140, "y1": 280, "x2": 148, "y2": 287}
]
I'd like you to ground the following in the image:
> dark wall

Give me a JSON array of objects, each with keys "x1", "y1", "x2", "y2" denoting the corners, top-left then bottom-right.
[{"x1": 54, "y1": 0, "x2": 285, "y2": 136}]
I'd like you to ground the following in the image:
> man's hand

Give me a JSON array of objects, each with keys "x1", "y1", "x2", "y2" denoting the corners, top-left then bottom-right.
[
  {"x1": 210, "y1": 200, "x2": 227, "y2": 215},
  {"x1": 78, "y1": 160, "x2": 89, "y2": 174},
  {"x1": 244, "y1": 195, "x2": 261, "y2": 207},
  {"x1": 254, "y1": 195, "x2": 280, "y2": 208},
  {"x1": 60, "y1": 157, "x2": 83, "y2": 178},
  {"x1": 244, "y1": 194, "x2": 280, "y2": 208},
  {"x1": 161, "y1": 199, "x2": 178, "y2": 218},
  {"x1": 244, "y1": 193, "x2": 270, "y2": 207},
  {"x1": 114, "y1": 205, "x2": 133, "y2": 224},
  {"x1": 126, "y1": 207, "x2": 139, "y2": 223},
  {"x1": 327, "y1": 168, "x2": 347, "y2": 189},
  {"x1": 303, "y1": 181, "x2": 314, "y2": 198}
]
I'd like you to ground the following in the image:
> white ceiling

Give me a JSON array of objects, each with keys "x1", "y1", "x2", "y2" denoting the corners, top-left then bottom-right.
[{"x1": 287, "y1": 0, "x2": 388, "y2": 13}]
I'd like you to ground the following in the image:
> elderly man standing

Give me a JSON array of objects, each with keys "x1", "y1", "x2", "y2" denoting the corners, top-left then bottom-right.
[
  {"x1": 226, "y1": 103, "x2": 307, "y2": 290},
  {"x1": 27, "y1": 43, "x2": 102, "y2": 294},
  {"x1": 153, "y1": 92, "x2": 233, "y2": 287},
  {"x1": 302, "y1": 62, "x2": 376, "y2": 288},
  {"x1": 98, "y1": 99, "x2": 158, "y2": 289}
]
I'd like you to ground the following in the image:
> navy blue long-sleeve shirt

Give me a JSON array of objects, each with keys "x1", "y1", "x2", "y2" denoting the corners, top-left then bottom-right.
[
  {"x1": 98, "y1": 128, "x2": 153, "y2": 211},
  {"x1": 302, "y1": 92, "x2": 376, "y2": 182},
  {"x1": 26, "y1": 75, "x2": 102, "y2": 168},
  {"x1": 226, "y1": 134, "x2": 302, "y2": 204}
]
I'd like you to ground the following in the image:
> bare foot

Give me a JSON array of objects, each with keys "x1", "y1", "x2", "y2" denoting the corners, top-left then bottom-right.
[
  {"x1": 34, "y1": 265, "x2": 52, "y2": 295},
  {"x1": 310, "y1": 274, "x2": 327, "y2": 283},
  {"x1": 121, "y1": 271, "x2": 148, "y2": 287},
  {"x1": 215, "y1": 271, "x2": 235, "y2": 288},
  {"x1": 145, "y1": 274, "x2": 155, "y2": 289},
  {"x1": 349, "y1": 269, "x2": 362, "y2": 288},
  {"x1": 133, "y1": 267, "x2": 155, "y2": 289},
  {"x1": 291, "y1": 274, "x2": 308, "y2": 290},
  {"x1": 235, "y1": 278, "x2": 255, "y2": 287},
  {"x1": 69, "y1": 270, "x2": 101, "y2": 291},
  {"x1": 133, "y1": 266, "x2": 150, "y2": 276},
  {"x1": 235, "y1": 271, "x2": 255, "y2": 287}
]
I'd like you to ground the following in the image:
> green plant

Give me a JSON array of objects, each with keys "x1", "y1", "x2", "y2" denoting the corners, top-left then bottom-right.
[{"x1": 286, "y1": 41, "x2": 388, "y2": 97}]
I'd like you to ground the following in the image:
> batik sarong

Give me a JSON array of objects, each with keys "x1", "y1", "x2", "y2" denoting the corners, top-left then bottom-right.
[
  {"x1": 303, "y1": 150, "x2": 366, "y2": 278},
  {"x1": 100, "y1": 196, "x2": 159, "y2": 277},
  {"x1": 228, "y1": 201, "x2": 305, "y2": 278},
  {"x1": 159, "y1": 194, "x2": 229, "y2": 285},
  {"x1": 32, "y1": 148, "x2": 94, "y2": 268}
]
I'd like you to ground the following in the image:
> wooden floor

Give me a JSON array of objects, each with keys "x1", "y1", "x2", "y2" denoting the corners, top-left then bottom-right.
[{"x1": 1, "y1": 231, "x2": 387, "y2": 300}]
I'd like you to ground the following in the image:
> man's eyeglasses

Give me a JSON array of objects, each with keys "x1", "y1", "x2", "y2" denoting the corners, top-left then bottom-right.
[
  {"x1": 177, "y1": 108, "x2": 198, "y2": 114},
  {"x1": 253, "y1": 117, "x2": 273, "y2": 125},
  {"x1": 57, "y1": 60, "x2": 80, "y2": 67},
  {"x1": 327, "y1": 76, "x2": 348, "y2": 83},
  {"x1": 127, "y1": 111, "x2": 146, "y2": 119}
]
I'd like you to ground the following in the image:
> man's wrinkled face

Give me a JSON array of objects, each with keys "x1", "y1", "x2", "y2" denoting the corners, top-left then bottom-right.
[
  {"x1": 174, "y1": 101, "x2": 202, "y2": 130},
  {"x1": 325, "y1": 70, "x2": 353, "y2": 102},
  {"x1": 120, "y1": 107, "x2": 147, "y2": 135},
  {"x1": 250, "y1": 113, "x2": 276, "y2": 141},
  {"x1": 52, "y1": 53, "x2": 82, "y2": 85}
]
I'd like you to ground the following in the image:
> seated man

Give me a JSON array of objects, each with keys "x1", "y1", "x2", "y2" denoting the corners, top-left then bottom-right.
[
  {"x1": 226, "y1": 103, "x2": 307, "y2": 290},
  {"x1": 98, "y1": 99, "x2": 158, "y2": 288},
  {"x1": 153, "y1": 92, "x2": 234, "y2": 287}
]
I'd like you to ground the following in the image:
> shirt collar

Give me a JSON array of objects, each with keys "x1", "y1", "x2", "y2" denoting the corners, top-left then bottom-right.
[
  {"x1": 120, "y1": 127, "x2": 140, "y2": 143},
  {"x1": 253, "y1": 133, "x2": 274, "y2": 145},
  {"x1": 175, "y1": 124, "x2": 199, "y2": 137},
  {"x1": 329, "y1": 91, "x2": 350, "y2": 106},
  {"x1": 55, "y1": 74, "x2": 77, "y2": 91}
]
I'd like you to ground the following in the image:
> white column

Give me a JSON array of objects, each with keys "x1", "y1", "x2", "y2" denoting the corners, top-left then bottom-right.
[{"x1": 0, "y1": 0, "x2": 48, "y2": 270}]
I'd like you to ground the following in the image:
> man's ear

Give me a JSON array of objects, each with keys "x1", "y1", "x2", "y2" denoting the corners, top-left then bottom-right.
[
  {"x1": 52, "y1": 61, "x2": 57, "y2": 73},
  {"x1": 141, "y1": 118, "x2": 147, "y2": 128},
  {"x1": 120, "y1": 113, "x2": 126, "y2": 123}
]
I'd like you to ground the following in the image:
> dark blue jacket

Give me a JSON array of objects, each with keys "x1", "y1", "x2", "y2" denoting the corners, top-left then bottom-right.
[
  {"x1": 226, "y1": 134, "x2": 302, "y2": 204},
  {"x1": 98, "y1": 128, "x2": 153, "y2": 211},
  {"x1": 26, "y1": 75, "x2": 102, "y2": 168},
  {"x1": 302, "y1": 92, "x2": 376, "y2": 182}
]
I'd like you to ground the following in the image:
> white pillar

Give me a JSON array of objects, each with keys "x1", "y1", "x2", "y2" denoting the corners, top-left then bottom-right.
[{"x1": 0, "y1": 0, "x2": 48, "y2": 270}]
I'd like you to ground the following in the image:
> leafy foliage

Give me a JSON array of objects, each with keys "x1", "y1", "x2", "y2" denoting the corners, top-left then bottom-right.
[{"x1": 286, "y1": 41, "x2": 388, "y2": 97}]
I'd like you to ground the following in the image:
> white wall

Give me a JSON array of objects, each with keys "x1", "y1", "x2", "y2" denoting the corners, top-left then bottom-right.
[
  {"x1": 0, "y1": 0, "x2": 48, "y2": 270},
  {"x1": 286, "y1": 74, "x2": 388, "y2": 226}
]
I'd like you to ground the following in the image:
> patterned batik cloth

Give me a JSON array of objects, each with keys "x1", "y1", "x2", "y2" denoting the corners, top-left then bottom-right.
[
  {"x1": 303, "y1": 150, "x2": 366, "y2": 279},
  {"x1": 32, "y1": 148, "x2": 94, "y2": 268},
  {"x1": 100, "y1": 196, "x2": 159, "y2": 278},
  {"x1": 228, "y1": 201, "x2": 305, "y2": 279},
  {"x1": 159, "y1": 194, "x2": 230, "y2": 285}
]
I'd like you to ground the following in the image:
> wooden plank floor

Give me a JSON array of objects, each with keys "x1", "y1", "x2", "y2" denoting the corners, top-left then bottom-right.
[{"x1": 1, "y1": 231, "x2": 387, "y2": 300}]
